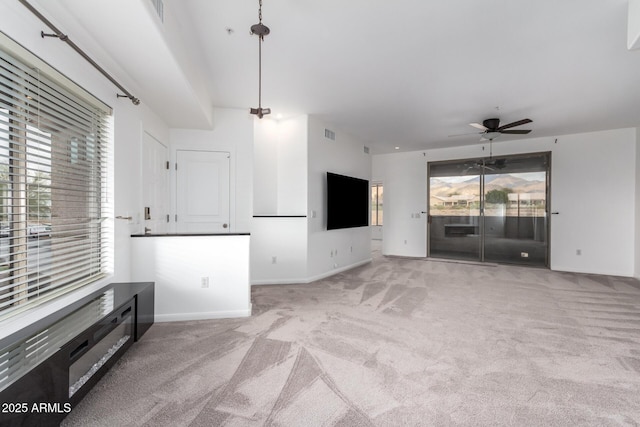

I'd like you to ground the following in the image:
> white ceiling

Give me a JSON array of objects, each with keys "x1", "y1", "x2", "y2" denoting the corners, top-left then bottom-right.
[{"x1": 34, "y1": 0, "x2": 640, "y2": 154}]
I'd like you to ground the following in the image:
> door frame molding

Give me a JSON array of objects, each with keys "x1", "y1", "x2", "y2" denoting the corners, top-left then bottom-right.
[{"x1": 141, "y1": 131, "x2": 169, "y2": 234}]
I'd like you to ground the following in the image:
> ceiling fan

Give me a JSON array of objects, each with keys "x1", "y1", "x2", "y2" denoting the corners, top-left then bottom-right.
[
  {"x1": 450, "y1": 117, "x2": 533, "y2": 140},
  {"x1": 463, "y1": 157, "x2": 506, "y2": 174},
  {"x1": 470, "y1": 118, "x2": 532, "y2": 140}
]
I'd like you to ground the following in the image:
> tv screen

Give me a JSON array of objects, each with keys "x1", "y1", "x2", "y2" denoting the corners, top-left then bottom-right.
[{"x1": 327, "y1": 172, "x2": 369, "y2": 230}]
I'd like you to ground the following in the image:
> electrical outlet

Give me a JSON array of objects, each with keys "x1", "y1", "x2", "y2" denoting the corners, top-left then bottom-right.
[
  {"x1": 201, "y1": 277, "x2": 209, "y2": 288},
  {"x1": 520, "y1": 252, "x2": 529, "y2": 258}
]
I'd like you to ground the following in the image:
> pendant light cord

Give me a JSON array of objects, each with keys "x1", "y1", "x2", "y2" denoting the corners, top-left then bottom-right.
[
  {"x1": 258, "y1": 36, "x2": 263, "y2": 109},
  {"x1": 257, "y1": 0, "x2": 264, "y2": 109}
]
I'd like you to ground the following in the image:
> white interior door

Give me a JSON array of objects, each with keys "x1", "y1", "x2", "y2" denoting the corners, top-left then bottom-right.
[
  {"x1": 176, "y1": 150, "x2": 230, "y2": 233},
  {"x1": 142, "y1": 132, "x2": 169, "y2": 233}
]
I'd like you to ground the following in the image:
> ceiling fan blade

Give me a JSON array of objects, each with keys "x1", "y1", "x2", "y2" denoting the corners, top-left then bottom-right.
[
  {"x1": 500, "y1": 129, "x2": 531, "y2": 134},
  {"x1": 469, "y1": 123, "x2": 488, "y2": 131},
  {"x1": 448, "y1": 132, "x2": 481, "y2": 137},
  {"x1": 497, "y1": 118, "x2": 532, "y2": 131}
]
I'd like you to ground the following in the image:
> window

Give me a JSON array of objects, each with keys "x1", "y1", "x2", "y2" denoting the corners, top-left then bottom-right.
[
  {"x1": 371, "y1": 183, "x2": 383, "y2": 226},
  {"x1": 0, "y1": 34, "x2": 112, "y2": 319}
]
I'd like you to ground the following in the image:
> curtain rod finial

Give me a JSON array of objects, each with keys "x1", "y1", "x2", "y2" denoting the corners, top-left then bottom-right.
[
  {"x1": 41, "y1": 30, "x2": 67, "y2": 41},
  {"x1": 117, "y1": 94, "x2": 140, "y2": 106}
]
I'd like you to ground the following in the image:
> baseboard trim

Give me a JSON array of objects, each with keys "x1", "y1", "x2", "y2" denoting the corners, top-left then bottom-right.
[
  {"x1": 251, "y1": 278, "x2": 309, "y2": 286},
  {"x1": 155, "y1": 306, "x2": 252, "y2": 322},
  {"x1": 306, "y1": 258, "x2": 373, "y2": 283},
  {"x1": 251, "y1": 258, "x2": 373, "y2": 286},
  {"x1": 551, "y1": 265, "x2": 635, "y2": 278}
]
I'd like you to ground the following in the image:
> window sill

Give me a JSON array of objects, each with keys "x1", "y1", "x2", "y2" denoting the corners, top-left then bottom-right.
[{"x1": 0, "y1": 277, "x2": 113, "y2": 350}]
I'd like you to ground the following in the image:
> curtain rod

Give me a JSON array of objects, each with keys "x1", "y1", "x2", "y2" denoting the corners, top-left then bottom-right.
[{"x1": 18, "y1": 0, "x2": 140, "y2": 106}]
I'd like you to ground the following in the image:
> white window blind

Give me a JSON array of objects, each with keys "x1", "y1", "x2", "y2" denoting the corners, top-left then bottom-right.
[{"x1": 0, "y1": 35, "x2": 112, "y2": 319}]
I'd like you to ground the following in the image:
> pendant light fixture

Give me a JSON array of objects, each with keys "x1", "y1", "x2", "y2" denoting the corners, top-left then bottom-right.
[{"x1": 249, "y1": 0, "x2": 270, "y2": 119}]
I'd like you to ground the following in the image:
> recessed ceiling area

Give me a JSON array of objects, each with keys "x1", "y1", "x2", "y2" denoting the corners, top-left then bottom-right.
[{"x1": 35, "y1": 0, "x2": 640, "y2": 154}]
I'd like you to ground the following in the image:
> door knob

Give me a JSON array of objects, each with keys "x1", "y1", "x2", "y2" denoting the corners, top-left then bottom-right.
[{"x1": 223, "y1": 223, "x2": 228, "y2": 229}]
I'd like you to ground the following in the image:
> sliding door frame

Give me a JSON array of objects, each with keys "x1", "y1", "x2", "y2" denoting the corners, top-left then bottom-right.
[{"x1": 427, "y1": 151, "x2": 551, "y2": 267}]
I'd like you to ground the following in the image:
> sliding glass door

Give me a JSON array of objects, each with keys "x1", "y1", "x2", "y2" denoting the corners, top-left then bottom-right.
[
  {"x1": 428, "y1": 152, "x2": 549, "y2": 267},
  {"x1": 428, "y1": 162, "x2": 482, "y2": 261},
  {"x1": 482, "y1": 154, "x2": 548, "y2": 265}
]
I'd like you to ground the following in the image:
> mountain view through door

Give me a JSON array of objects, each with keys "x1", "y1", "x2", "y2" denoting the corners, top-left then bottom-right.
[{"x1": 429, "y1": 153, "x2": 549, "y2": 266}]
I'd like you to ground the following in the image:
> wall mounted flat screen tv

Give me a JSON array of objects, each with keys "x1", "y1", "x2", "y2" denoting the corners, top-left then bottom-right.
[{"x1": 327, "y1": 172, "x2": 369, "y2": 230}]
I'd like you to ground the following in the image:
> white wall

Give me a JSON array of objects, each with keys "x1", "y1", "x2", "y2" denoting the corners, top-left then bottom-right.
[
  {"x1": 373, "y1": 128, "x2": 638, "y2": 277},
  {"x1": 251, "y1": 115, "x2": 372, "y2": 284},
  {"x1": 160, "y1": 0, "x2": 214, "y2": 126},
  {"x1": 278, "y1": 117, "x2": 308, "y2": 214},
  {"x1": 636, "y1": 128, "x2": 640, "y2": 279},
  {"x1": 372, "y1": 226, "x2": 383, "y2": 240},
  {"x1": 131, "y1": 235, "x2": 251, "y2": 321},
  {"x1": 307, "y1": 116, "x2": 372, "y2": 280},
  {"x1": 549, "y1": 129, "x2": 635, "y2": 276},
  {"x1": 372, "y1": 152, "x2": 428, "y2": 257},
  {"x1": 253, "y1": 116, "x2": 308, "y2": 215},
  {"x1": 251, "y1": 218, "x2": 308, "y2": 284},
  {"x1": 252, "y1": 116, "x2": 309, "y2": 284},
  {"x1": 169, "y1": 108, "x2": 254, "y2": 233},
  {"x1": 253, "y1": 119, "x2": 279, "y2": 214}
]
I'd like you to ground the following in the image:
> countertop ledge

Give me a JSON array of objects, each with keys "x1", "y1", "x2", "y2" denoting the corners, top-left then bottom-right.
[{"x1": 131, "y1": 232, "x2": 250, "y2": 237}]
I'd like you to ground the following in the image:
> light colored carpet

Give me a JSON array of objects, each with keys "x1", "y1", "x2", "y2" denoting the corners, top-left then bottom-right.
[{"x1": 62, "y1": 247, "x2": 640, "y2": 426}]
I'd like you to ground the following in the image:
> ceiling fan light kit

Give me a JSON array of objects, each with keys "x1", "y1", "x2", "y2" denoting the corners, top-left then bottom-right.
[
  {"x1": 482, "y1": 131, "x2": 502, "y2": 141},
  {"x1": 249, "y1": 0, "x2": 270, "y2": 119}
]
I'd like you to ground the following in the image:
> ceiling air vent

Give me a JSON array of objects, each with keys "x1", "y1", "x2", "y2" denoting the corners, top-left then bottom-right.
[
  {"x1": 324, "y1": 128, "x2": 336, "y2": 141},
  {"x1": 150, "y1": 0, "x2": 164, "y2": 23}
]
